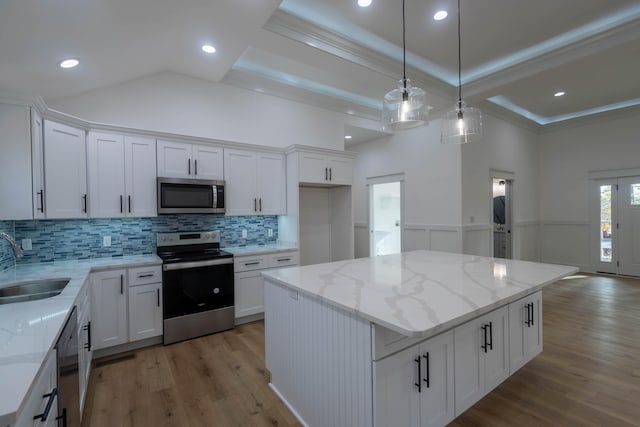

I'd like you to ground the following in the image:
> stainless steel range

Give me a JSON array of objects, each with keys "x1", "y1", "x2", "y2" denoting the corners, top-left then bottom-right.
[{"x1": 157, "y1": 231, "x2": 234, "y2": 345}]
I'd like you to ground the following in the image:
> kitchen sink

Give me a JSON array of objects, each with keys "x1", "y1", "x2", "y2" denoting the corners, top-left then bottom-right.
[{"x1": 0, "y1": 278, "x2": 70, "y2": 304}]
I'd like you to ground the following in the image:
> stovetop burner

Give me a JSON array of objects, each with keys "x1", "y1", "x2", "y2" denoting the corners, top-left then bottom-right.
[{"x1": 156, "y1": 231, "x2": 233, "y2": 263}]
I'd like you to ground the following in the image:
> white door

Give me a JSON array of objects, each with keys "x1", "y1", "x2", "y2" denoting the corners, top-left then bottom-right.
[
  {"x1": 31, "y1": 109, "x2": 46, "y2": 219},
  {"x1": 492, "y1": 178, "x2": 512, "y2": 259},
  {"x1": 0, "y1": 104, "x2": 32, "y2": 220},
  {"x1": 192, "y1": 144, "x2": 224, "y2": 180},
  {"x1": 617, "y1": 177, "x2": 640, "y2": 276},
  {"x1": 91, "y1": 270, "x2": 128, "y2": 349},
  {"x1": 453, "y1": 317, "x2": 484, "y2": 416},
  {"x1": 482, "y1": 306, "x2": 510, "y2": 393},
  {"x1": 124, "y1": 136, "x2": 157, "y2": 217},
  {"x1": 420, "y1": 331, "x2": 455, "y2": 427},
  {"x1": 224, "y1": 149, "x2": 257, "y2": 215},
  {"x1": 593, "y1": 179, "x2": 618, "y2": 273},
  {"x1": 298, "y1": 152, "x2": 328, "y2": 184},
  {"x1": 257, "y1": 152, "x2": 286, "y2": 215},
  {"x1": 235, "y1": 271, "x2": 264, "y2": 318},
  {"x1": 327, "y1": 155, "x2": 352, "y2": 185},
  {"x1": 156, "y1": 140, "x2": 191, "y2": 178},
  {"x1": 128, "y1": 283, "x2": 162, "y2": 341},
  {"x1": 87, "y1": 132, "x2": 126, "y2": 218},
  {"x1": 370, "y1": 181, "x2": 402, "y2": 256},
  {"x1": 44, "y1": 120, "x2": 87, "y2": 218}
]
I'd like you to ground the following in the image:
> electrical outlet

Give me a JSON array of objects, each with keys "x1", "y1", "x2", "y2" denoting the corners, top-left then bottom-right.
[
  {"x1": 241, "y1": 229, "x2": 248, "y2": 239},
  {"x1": 103, "y1": 236, "x2": 111, "y2": 247},
  {"x1": 267, "y1": 228, "x2": 273, "y2": 237},
  {"x1": 21, "y1": 239, "x2": 32, "y2": 251}
]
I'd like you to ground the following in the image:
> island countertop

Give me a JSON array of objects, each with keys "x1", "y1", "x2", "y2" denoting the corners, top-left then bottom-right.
[{"x1": 262, "y1": 250, "x2": 578, "y2": 338}]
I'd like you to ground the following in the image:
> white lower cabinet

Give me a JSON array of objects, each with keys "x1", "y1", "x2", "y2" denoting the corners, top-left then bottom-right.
[
  {"x1": 509, "y1": 291, "x2": 542, "y2": 373},
  {"x1": 77, "y1": 283, "x2": 93, "y2": 418},
  {"x1": 15, "y1": 349, "x2": 58, "y2": 427},
  {"x1": 91, "y1": 269, "x2": 128, "y2": 350},
  {"x1": 374, "y1": 331, "x2": 455, "y2": 427},
  {"x1": 128, "y1": 283, "x2": 163, "y2": 342},
  {"x1": 454, "y1": 305, "x2": 509, "y2": 416}
]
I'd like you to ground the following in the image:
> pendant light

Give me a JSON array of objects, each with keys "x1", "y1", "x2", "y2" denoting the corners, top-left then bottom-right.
[
  {"x1": 382, "y1": 0, "x2": 429, "y2": 132},
  {"x1": 441, "y1": 0, "x2": 482, "y2": 144}
]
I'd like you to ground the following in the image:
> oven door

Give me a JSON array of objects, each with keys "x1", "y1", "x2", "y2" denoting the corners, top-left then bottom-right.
[{"x1": 162, "y1": 258, "x2": 234, "y2": 319}]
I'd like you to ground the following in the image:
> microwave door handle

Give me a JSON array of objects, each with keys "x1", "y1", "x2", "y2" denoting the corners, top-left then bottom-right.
[{"x1": 213, "y1": 186, "x2": 217, "y2": 208}]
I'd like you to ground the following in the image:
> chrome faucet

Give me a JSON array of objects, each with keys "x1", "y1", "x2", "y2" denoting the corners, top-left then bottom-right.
[{"x1": 0, "y1": 232, "x2": 24, "y2": 259}]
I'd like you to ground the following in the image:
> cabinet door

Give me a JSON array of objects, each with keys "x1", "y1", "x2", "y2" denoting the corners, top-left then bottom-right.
[
  {"x1": 235, "y1": 270, "x2": 264, "y2": 318},
  {"x1": 128, "y1": 283, "x2": 163, "y2": 341},
  {"x1": 453, "y1": 317, "x2": 484, "y2": 416},
  {"x1": 91, "y1": 269, "x2": 128, "y2": 349},
  {"x1": 224, "y1": 149, "x2": 258, "y2": 215},
  {"x1": 509, "y1": 294, "x2": 537, "y2": 374},
  {"x1": 327, "y1": 155, "x2": 352, "y2": 185},
  {"x1": 87, "y1": 132, "x2": 126, "y2": 218},
  {"x1": 420, "y1": 332, "x2": 455, "y2": 427},
  {"x1": 78, "y1": 304, "x2": 92, "y2": 415},
  {"x1": 525, "y1": 292, "x2": 543, "y2": 361},
  {"x1": 193, "y1": 144, "x2": 224, "y2": 180},
  {"x1": 374, "y1": 344, "x2": 421, "y2": 427},
  {"x1": 156, "y1": 140, "x2": 191, "y2": 178},
  {"x1": 257, "y1": 152, "x2": 286, "y2": 215},
  {"x1": 44, "y1": 120, "x2": 87, "y2": 218},
  {"x1": 298, "y1": 152, "x2": 328, "y2": 184},
  {"x1": 0, "y1": 104, "x2": 32, "y2": 220},
  {"x1": 124, "y1": 136, "x2": 157, "y2": 217},
  {"x1": 483, "y1": 306, "x2": 510, "y2": 393},
  {"x1": 15, "y1": 349, "x2": 58, "y2": 427},
  {"x1": 31, "y1": 109, "x2": 46, "y2": 219}
]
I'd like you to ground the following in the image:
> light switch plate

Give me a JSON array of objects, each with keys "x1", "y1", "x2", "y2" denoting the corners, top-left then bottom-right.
[
  {"x1": 241, "y1": 229, "x2": 248, "y2": 239},
  {"x1": 267, "y1": 228, "x2": 273, "y2": 237},
  {"x1": 103, "y1": 236, "x2": 111, "y2": 247},
  {"x1": 21, "y1": 239, "x2": 32, "y2": 251}
]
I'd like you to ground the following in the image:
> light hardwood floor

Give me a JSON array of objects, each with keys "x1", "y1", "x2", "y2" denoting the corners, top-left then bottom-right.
[{"x1": 82, "y1": 274, "x2": 640, "y2": 427}]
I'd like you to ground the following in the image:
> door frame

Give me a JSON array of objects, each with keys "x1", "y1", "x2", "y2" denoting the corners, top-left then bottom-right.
[
  {"x1": 490, "y1": 170, "x2": 514, "y2": 259},
  {"x1": 591, "y1": 178, "x2": 618, "y2": 274},
  {"x1": 367, "y1": 173, "x2": 405, "y2": 257}
]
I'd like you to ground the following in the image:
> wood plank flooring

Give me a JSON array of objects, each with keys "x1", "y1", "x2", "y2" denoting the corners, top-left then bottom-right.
[{"x1": 82, "y1": 273, "x2": 640, "y2": 427}]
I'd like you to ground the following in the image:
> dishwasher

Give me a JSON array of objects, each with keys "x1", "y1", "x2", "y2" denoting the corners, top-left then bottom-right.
[{"x1": 56, "y1": 306, "x2": 80, "y2": 426}]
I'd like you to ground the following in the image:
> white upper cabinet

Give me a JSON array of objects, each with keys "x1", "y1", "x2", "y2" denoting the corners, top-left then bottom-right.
[
  {"x1": 88, "y1": 132, "x2": 156, "y2": 218},
  {"x1": 0, "y1": 104, "x2": 32, "y2": 220},
  {"x1": 31, "y1": 109, "x2": 45, "y2": 219},
  {"x1": 224, "y1": 148, "x2": 286, "y2": 216},
  {"x1": 298, "y1": 151, "x2": 353, "y2": 185},
  {"x1": 44, "y1": 120, "x2": 88, "y2": 219},
  {"x1": 156, "y1": 139, "x2": 223, "y2": 180}
]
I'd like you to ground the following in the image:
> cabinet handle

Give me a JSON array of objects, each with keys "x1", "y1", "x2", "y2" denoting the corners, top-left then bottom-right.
[
  {"x1": 414, "y1": 356, "x2": 421, "y2": 393},
  {"x1": 254, "y1": 198, "x2": 257, "y2": 212},
  {"x1": 188, "y1": 158, "x2": 191, "y2": 175},
  {"x1": 481, "y1": 324, "x2": 488, "y2": 353},
  {"x1": 276, "y1": 258, "x2": 291, "y2": 262},
  {"x1": 84, "y1": 321, "x2": 92, "y2": 352},
  {"x1": 195, "y1": 159, "x2": 198, "y2": 176},
  {"x1": 37, "y1": 190, "x2": 44, "y2": 212},
  {"x1": 423, "y1": 352, "x2": 430, "y2": 388},
  {"x1": 128, "y1": 195, "x2": 131, "y2": 213},
  {"x1": 120, "y1": 195, "x2": 123, "y2": 213},
  {"x1": 137, "y1": 273, "x2": 155, "y2": 278},
  {"x1": 120, "y1": 274, "x2": 124, "y2": 294},
  {"x1": 33, "y1": 388, "x2": 57, "y2": 421},
  {"x1": 82, "y1": 194, "x2": 87, "y2": 213},
  {"x1": 524, "y1": 303, "x2": 531, "y2": 327},
  {"x1": 244, "y1": 261, "x2": 260, "y2": 266},
  {"x1": 325, "y1": 167, "x2": 328, "y2": 180},
  {"x1": 157, "y1": 288, "x2": 160, "y2": 307},
  {"x1": 329, "y1": 167, "x2": 332, "y2": 181},
  {"x1": 488, "y1": 321, "x2": 493, "y2": 351},
  {"x1": 259, "y1": 198, "x2": 262, "y2": 212},
  {"x1": 530, "y1": 303, "x2": 534, "y2": 326}
]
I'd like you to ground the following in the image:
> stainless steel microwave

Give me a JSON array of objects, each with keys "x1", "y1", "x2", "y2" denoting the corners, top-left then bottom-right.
[{"x1": 157, "y1": 177, "x2": 225, "y2": 214}]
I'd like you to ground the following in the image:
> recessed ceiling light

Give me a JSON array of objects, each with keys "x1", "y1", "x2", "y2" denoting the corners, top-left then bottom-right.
[
  {"x1": 201, "y1": 44, "x2": 216, "y2": 54},
  {"x1": 358, "y1": 0, "x2": 372, "y2": 7},
  {"x1": 433, "y1": 10, "x2": 448, "y2": 21},
  {"x1": 345, "y1": 135, "x2": 353, "y2": 139},
  {"x1": 59, "y1": 59, "x2": 79, "y2": 69},
  {"x1": 554, "y1": 91, "x2": 566, "y2": 97}
]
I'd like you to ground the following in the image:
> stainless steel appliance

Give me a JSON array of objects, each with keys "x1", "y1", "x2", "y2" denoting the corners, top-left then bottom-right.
[
  {"x1": 157, "y1": 231, "x2": 234, "y2": 344},
  {"x1": 56, "y1": 306, "x2": 79, "y2": 426},
  {"x1": 157, "y1": 177, "x2": 225, "y2": 214}
]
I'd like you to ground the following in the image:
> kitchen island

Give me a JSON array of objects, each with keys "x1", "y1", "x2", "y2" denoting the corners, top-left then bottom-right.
[{"x1": 262, "y1": 250, "x2": 577, "y2": 427}]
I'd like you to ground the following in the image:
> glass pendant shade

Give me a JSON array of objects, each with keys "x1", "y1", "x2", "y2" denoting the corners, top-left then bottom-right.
[
  {"x1": 382, "y1": 79, "x2": 429, "y2": 132},
  {"x1": 441, "y1": 100, "x2": 482, "y2": 144}
]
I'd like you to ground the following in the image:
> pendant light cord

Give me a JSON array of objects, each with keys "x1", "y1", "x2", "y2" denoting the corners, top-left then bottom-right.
[
  {"x1": 402, "y1": 0, "x2": 407, "y2": 90},
  {"x1": 457, "y1": 0, "x2": 462, "y2": 108}
]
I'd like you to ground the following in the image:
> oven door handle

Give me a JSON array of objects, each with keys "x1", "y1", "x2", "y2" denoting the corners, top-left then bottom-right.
[{"x1": 163, "y1": 258, "x2": 233, "y2": 271}]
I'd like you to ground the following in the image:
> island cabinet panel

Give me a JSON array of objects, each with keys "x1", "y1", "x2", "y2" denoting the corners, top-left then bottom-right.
[
  {"x1": 509, "y1": 291, "x2": 543, "y2": 374},
  {"x1": 264, "y1": 279, "x2": 373, "y2": 427},
  {"x1": 374, "y1": 330, "x2": 455, "y2": 427},
  {"x1": 454, "y1": 305, "x2": 509, "y2": 416}
]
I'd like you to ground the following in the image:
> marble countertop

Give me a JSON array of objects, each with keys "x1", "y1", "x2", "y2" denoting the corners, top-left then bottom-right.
[
  {"x1": 263, "y1": 250, "x2": 577, "y2": 339},
  {"x1": 0, "y1": 255, "x2": 161, "y2": 426},
  {"x1": 224, "y1": 243, "x2": 298, "y2": 257}
]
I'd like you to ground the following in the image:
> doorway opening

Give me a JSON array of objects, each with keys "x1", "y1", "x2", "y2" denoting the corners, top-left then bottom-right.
[
  {"x1": 492, "y1": 178, "x2": 512, "y2": 259},
  {"x1": 369, "y1": 180, "x2": 402, "y2": 256}
]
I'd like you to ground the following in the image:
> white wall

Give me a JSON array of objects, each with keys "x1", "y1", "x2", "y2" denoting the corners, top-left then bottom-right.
[
  {"x1": 51, "y1": 71, "x2": 375, "y2": 151},
  {"x1": 351, "y1": 120, "x2": 463, "y2": 255},
  {"x1": 538, "y1": 109, "x2": 640, "y2": 270},
  {"x1": 461, "y1": 113, "x2": 540, "y2": 259}
]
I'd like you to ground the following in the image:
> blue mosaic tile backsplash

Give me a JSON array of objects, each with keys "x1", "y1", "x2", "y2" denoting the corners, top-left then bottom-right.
[
  {"x1": 9, "y1": 215, "x2": 278, "y2": 265},
  {"x1": 0, "y1": 220, "x2": 15, "y2": 271}
]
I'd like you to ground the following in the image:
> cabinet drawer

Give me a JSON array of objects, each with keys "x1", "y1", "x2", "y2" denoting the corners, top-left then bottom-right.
[
  {"x1": 234, "y1": 256, "x2": 268, "y2": 272},
  {"x1": 17, "y1": 349, "x2": 57, "y2": 426},
  {"x1": 267, "y1": 251, "x2": 299, "y2": 268},
  {"x1": 128, "y1": 265, "x2": 162, "y2": 287}
]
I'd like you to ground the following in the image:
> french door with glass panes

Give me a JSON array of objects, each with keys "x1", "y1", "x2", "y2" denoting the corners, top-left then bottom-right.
[{"x1": 594, "y1": 177, "x2": 640, "y2": 276}]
